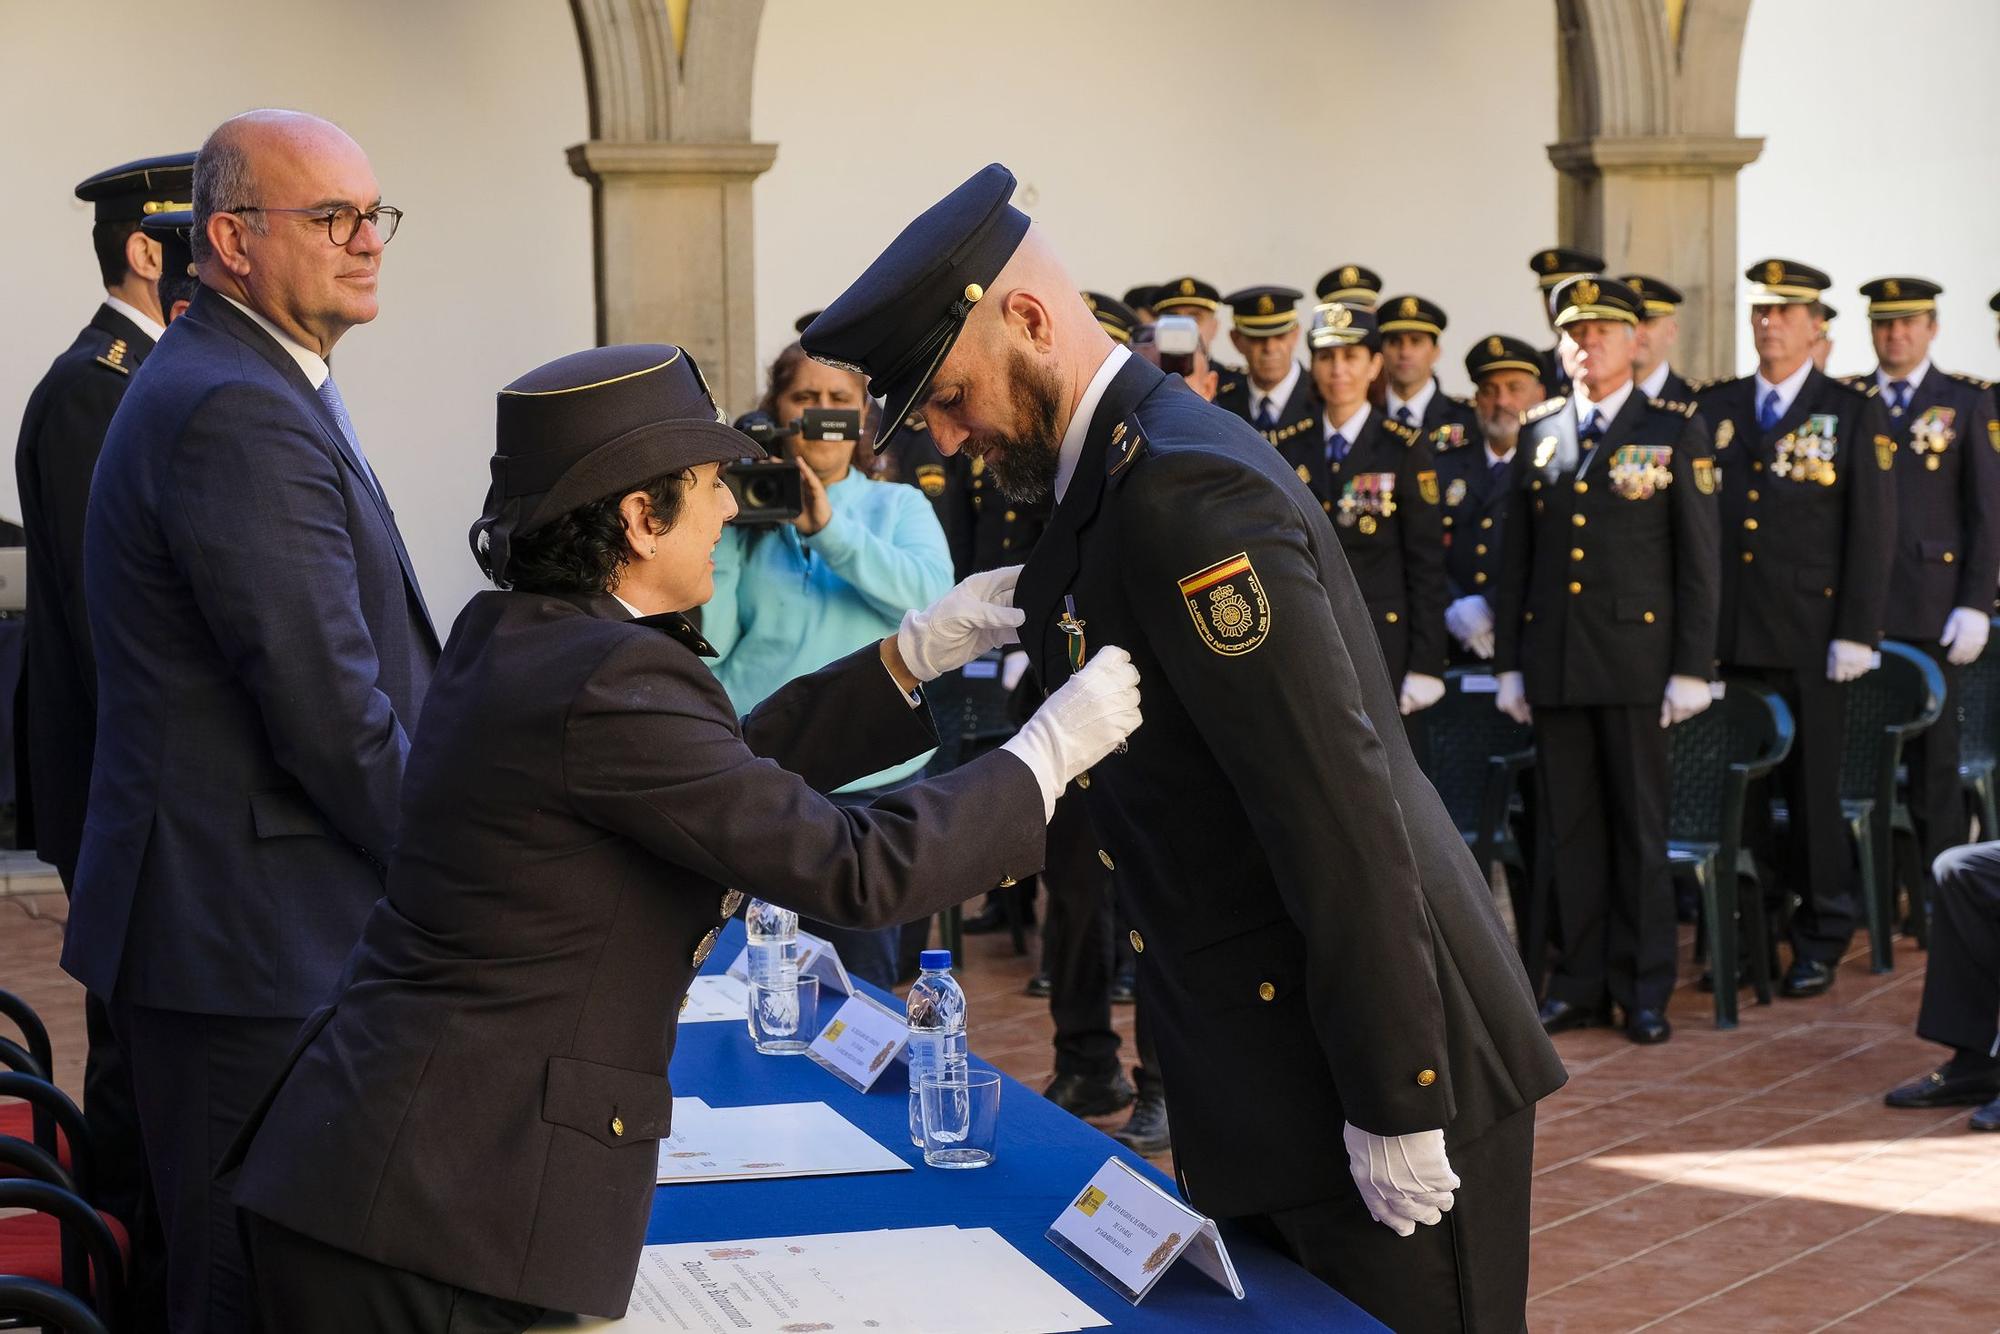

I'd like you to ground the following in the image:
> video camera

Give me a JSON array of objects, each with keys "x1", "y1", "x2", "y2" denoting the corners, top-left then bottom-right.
[{"x1": 724, "y1": 408, "x2": 866, "y2": 525}]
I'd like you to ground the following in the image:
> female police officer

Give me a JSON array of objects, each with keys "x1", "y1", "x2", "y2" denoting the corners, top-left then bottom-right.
[{"x1": 226, "y1": 344, "x2": 1141, "y2": 1329}]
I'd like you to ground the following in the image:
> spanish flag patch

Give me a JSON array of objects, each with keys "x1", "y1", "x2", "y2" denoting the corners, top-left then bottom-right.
[{"x1": 1177, "y1": 552, "x2": 1271, "y2": 656}]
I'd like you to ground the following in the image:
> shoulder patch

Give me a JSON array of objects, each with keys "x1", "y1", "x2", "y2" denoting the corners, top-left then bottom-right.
[
  {"x1": 1384, "y1": 418, "x2": 1419, "y2": 445},
  {"x1": 1107, "y1": 415, "x2": 1147, "y2": 479},
  {"x1": 1649, "y1": 397, "x2": 1697, "y2": 418},
  {"x1": 1523, "y1": 396, "x2": 1569, "y2": 423},
  {"x1": 1946, "y1": 370, "x2": 1994, "y2": 391},
  {"x1": 1839, "y1": 373, "x2": 1871, "y2": 389},
  {"x1": 93, "y1": 337, "x2": 132, "y2": 376},
  {"x1": 1177, "y1": 552, "x2": 1270, "y2": 656}
]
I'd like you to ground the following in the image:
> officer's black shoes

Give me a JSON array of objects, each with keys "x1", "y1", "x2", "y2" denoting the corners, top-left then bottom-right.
[
  {"x1": 1044, "y1": 1070, "x2": 1136, "y2": 1119},
  {"x1": 1884, "y1": 1055, "x2": 2000, "y2": 1109},
  {"x1": 1109, "y1": 970, "x2": 1136, "y2": 1005},
  {"x1": 1537, "y1": 998, "x2": 1610, "y2": 1034},
  {"x1": 1971, "y1": 1096, "x2": 2000, "y2": 1132},
  {"x1": 1624, "y1": 1009, "x2": 1672, "y2": 1044},
  {"x1": 1112, "y1": 1089, "x2": 1171, "y2": 1156},
  {"x1": 1779, "y1": 958, "x2": 1836, "y2": 998},
  {"x1": 1023, "y1": 971, "x2": 1052, "y2": 999}
]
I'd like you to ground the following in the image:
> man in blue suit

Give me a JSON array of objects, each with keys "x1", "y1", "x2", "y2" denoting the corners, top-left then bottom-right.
[{"x1": 66, "y1": 109, "x2": 437, "y2": 1333}]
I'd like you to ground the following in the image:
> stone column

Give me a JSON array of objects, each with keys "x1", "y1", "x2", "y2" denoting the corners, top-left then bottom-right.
[
  {"x1": 569, "y1": 0, "x2": 777, "y2": 412},
  {"x1": 1549, "y1": 0, "x2": 1762, "y2": 379}
]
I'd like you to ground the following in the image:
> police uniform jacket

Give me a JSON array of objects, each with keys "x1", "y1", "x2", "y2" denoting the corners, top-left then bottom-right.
[
  {"x1": 1493, "y1": 394, "x2": 1720, "y2": 706},
  {"x1": 1695, "y1": 371, "x2": 1895, "y2": 669},
  {"x1": 11, "y1": 304, "x2": 151, "y2": 883},
  {"x1": 1216, "y1": 367, "x2": 1321, "y2": 456},
  {"x1": 1015, "y1": 356, "x2": 1565, "y2": 1222},
  {"x1": 1288, "y1": 407, "x2": 1449, "y2": 680},
  {"x1": 232, "y1": 590, "x2": 1045, "y2": 1316},
  {"x1": 1842, "y1": 368, "x2": 2000, "y2": 640},
  {"x1": 1406, "y1": 379, "x2": 1485, "y2": 458},
  {"x1": 1436, "y1": 439, "x2": 1511, "y2": 603}
]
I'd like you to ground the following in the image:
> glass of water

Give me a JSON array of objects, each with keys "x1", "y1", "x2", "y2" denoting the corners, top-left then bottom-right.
[
  {"x1": 918, "y1": 1067, "x2": 1001, "y2": 1169},
  {"x1": 748, "y1": 973, "x2": 818, "y2": 1055}
]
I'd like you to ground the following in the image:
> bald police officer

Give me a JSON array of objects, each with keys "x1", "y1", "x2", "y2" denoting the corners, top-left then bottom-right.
[{"x1": 804, "y1": 164, "x2": 1564, "y2": 1332}]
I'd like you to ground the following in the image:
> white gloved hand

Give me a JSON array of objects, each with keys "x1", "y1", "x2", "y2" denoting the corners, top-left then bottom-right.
[
  {"x1": 1660, "y1": 674, "x2": 1713, "y2": 729},
  {"x1": 1000, "y1": 649, "x2": 1031, "y2": 692},
  {"x1": 1827, "y1": 638, "x2": 1875, "y2": 683},
  {"x1": 1341, "y1": 1123, "x2": 1461, "y2": 1237},
  {"x1": 1444, "y1": 595, "x2": 1495, "y2": 657},
  {"x1": 1495, "y1": 671, "x2": 1532, "y2": 725},
  {"x1": 1000, "y1": 647, "x2": 1142, "y2": 818},
  {"x1": 1941, "y1": 607, "x2": 1991, "y2": 667},
  {"x1": 1399, "y1": 672, "x2": 1447, "y2": 716},
  {"x1": 896, "y1": 566, "x2": 1026, "y2": 682}
]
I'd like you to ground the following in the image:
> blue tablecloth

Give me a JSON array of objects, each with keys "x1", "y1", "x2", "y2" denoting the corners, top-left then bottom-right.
[{"x1": 654, "y1": 919, "x2": 1381, "y2": 1331}]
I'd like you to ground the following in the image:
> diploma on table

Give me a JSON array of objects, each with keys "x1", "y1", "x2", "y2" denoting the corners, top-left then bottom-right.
[
  {"x1": 655, "y1": 1099, "x2": 909, "y2": 1184},
  {"x1": 536, "y1": 1226, "x2": 1108, "y2": 1333},
  {"x1": 676, "y1": 974, "x2": 750, "y2": 1024}
]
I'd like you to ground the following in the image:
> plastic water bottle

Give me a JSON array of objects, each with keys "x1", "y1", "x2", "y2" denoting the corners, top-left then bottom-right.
[
  {"x1": 906, "y1": 949, "x2": 968, "y2": 1147},
  {"x1": 744, "y1": 899, "x2": 799, "y2": 1040}
]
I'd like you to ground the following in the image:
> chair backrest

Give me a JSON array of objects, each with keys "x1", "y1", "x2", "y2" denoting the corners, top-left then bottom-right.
[
  {"x1": 920, "y1": 652, "x2": 1016, "y2": 772},
  {"x1": 1667, "y1": 679, "x2": 1793, "y2": 844},
  {"x1": 0, "y1": 1277, "x2": 111, "y2": 1334},
  {"x1": 1419, "y1": 670, "x2": 1534, "y2": 832},
  {"x1": 1953, "y1": 616, "x2": 2000, "y2": 771},
  {"x1": 1840, "y1": 642, "x2": 1946, "y2": 802},
  {"x1": 0, "y1": 993, "x2": 52, "y2": 1083}
]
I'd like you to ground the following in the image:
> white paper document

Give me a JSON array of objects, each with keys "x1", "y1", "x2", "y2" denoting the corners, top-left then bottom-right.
[
  {"x1": 655, "y1": 1099, "x2": 909, "y2": 1185},
  {"x1": 676, "y1": 974, "x2": 749, "y2": 1024},
  {"x1": 536, "y1": 1225, "x2": 1107, "y2": 1333}
]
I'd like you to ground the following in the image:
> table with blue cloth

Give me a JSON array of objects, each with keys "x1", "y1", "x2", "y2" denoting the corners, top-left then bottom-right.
[{"x1": 653, "y1": 919, "x2": 1383, "y2": 1332}]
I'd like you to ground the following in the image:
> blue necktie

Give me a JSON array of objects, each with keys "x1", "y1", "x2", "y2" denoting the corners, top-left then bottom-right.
[
  {"x1": 1887, "y1": 378, "x2": 1910, "y2": 417},
  {"x1": 1253, "y1": 397, "x2": 1278, "y2": 431},
  {"x1": 1396, "y1": 405, "x2": 1416, "y2": 427},
  {"x1": 1757, "y1": 389, "x2": 1782, "y2": 432},
  {"x1": 1327, "y1": 431, "x2": 1350, "y2": 465},
  {"x1": 1579, "y1": 409, "x2": 1604, "y2": 445},
  {"x1": 317, "y1": 376, "x2": 383, "y2": 500}
]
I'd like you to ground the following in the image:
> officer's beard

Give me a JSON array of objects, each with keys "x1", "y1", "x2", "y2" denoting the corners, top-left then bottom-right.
[
  {"x1": 976, "y1": 349, "x2": 1066, "y2": 505},
  {"x1": 1478, "y1": 409, "x2": 1521, "y2": 457}
]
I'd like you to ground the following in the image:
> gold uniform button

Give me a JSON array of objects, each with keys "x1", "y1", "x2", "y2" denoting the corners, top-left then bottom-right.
[
  {"x1": 1480, "y1": 517, "x2": 1494, "y2": 530},
  {"x1": 1747, "y1": 489, "x2": 1760, "y2": 501},
  {"x1": 1744, "y1": 518, "x2": 1759, "y2": 531},
  {"x1": 691, "y1": 927, "x2": 721, "y2": 968},
  {"x1": 1257, "y1": 982, "x2": 1277, "y2": 1002},
  {"x1": 1525, "y1": 611, "x2": 1535, "y2": 623},
  {"x1": 1944, "y1": 552, "x2": 1955, "y2": 563},
  {"x1": 1573, "y1": 481, "x2": 1588, "y2": 494},
  {"x1": 1824, "y1": 587, "x2": 1834, "y2": 597},
  {"x1": 1569, "y1": 547, "x2": 1585, "y2": 562},
  {"x1": 611, "y1": 1115, "x2": 625, "y2": 1137},
  {"x1": 998, "y1": 875, "x2": 1017, "y2": 888},
  {"x1": 1568, "y1": 581, "x2": 1583, "y2": 595},
  {"x1": 1571, "y1": 514, "x2": 1587, "y2": 528},
  {"x1": 1474, "y1": 572, "x2": 1487, "y2": 585},
  {"x1": 1443, "y1": 516, "x2": 1454, "y2": 527},
  {"x1": 1385, "y1": 611, "x2": 1400, "y2": 624},
  {"x1": 1098, "y1": 849, "x2": 1115, "y2": 871},
  {"x1": 1416, "y1": 1069, "x2": 1437, "y2": 1088},
  {"x1": 1076, "y1": 772, "x2": 1090, "y2": 790},
  {"x1": 1128, "y1": 930, "x2": 1144, "y2": 953},
  {"x1": 1752, "y1": 461, "x2": 1764, "y2": 472},
  {"x1": 1643, "y1": 611, "x2": 1656, "y2": 624},
  {"x1": 1005, "y1": 510, "x2": 1017, "y2": 521},
  {"x1": 1742, "y1": 551, "x2": 1755, "y2": 564},
  {"x1": 1475, "y1": 543, "x2": 1488, "y2": 556}
]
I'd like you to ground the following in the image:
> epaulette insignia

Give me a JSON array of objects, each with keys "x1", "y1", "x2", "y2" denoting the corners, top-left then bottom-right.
[
  {"x1": 1650, "y1": 397, "x2": 1697, "y2": 418},
  {"x1": 1523, "y1": 396, "x2": 1568, "y2": 423},
  {"x1": 1269, "y1": 417, "x2": 1314, "y2": 445},
  {"x1": 1385, "y1": 419, "x2": 1419, "y2": 445},
  {"x1": 94, "y1": 338, "x2": 131, "y2": 376},
  {"x1": 1108, "y1": 416, "x2": 1146, "y2": 478},
  {"x1": 1840, "y1": 373, "x2": 1870, "y2": 388},
  {"x1": 1863, "y1": 383, "x2": 1881, "y2": 398},
  {"x1": 1947, "y1": 370, "x2": 1994, "y2": 391}
]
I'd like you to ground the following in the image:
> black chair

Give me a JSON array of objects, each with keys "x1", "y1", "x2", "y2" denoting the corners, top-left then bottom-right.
[
  {"x1": 0, "y1": 995, "x2": 52, "y2": 1089},
  {"x1": 0, "y1": 1165, "x2": 124, "y2": 1331},
  {"x1": 1667, "y1": 679, "x2": 1794, "y2": 1025},
  {"x1": 1828, "y1": 643, "x2": 1945, "y2": 972},
  {"x1": 0, "y1": 1076, "x2": 92, "y2": 1198},
  {"x1": 1416, "y1": 670, "x2": 1537, "y2": 965},
  {"x1": 0, "y1": 1278, "x2": 110, "y2": 1334},
  {"x1": 1953, "y1": 616, "x2": 2000, "y2": 841}
]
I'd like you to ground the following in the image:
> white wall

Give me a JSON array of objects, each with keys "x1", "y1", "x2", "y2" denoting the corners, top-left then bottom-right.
[
  {"x1": 1737, "y1": 0, "x2": 2000, "y2": 381},
  {"x1": 750, "y1": 0, "x2": 1559, "y2": 399},
  {"x1": 0, "y1": 0, "x2": 593, "y2": 622}
]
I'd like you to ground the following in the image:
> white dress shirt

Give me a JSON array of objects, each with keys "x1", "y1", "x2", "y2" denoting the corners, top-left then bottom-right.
[
  {"x1": 1385, "y1": 378, "x2": 1437, "y2": 427},
  {"x1": 1250, "y1": 360, "x2": 1303, "y2": 423},
  {"x1": 1875, "y1": 358, "x2": 1931, "y2": 397},
  {"x1": 220, "y1": 293, "x2": 330, "y2": 390},
  {"x1": 1573, "y1": 378, "x2": 1635, "y2": 439},
  {"x1": 1638, "y1": 360, "x2": 1672, "y2": 400},
  {"x1": 103, "y1": 296, "x2": 166, "y2": 345},
  {"x1": 1054, "y1": 343, "x2": 1131, "y2": 504},
  {"x1": 1752, "y1": 357, "x2": 1814, "y2": 425}
]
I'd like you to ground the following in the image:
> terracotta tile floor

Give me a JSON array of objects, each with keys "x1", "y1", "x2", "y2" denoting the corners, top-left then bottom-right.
[{"x1": 4, "y1": 888, "x2": 1996, "y2": 1330}]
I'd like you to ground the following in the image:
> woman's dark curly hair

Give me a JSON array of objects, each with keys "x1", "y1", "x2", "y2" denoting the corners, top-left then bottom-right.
[{"x1": 502, "y1": 471, "x2": 690, "y2": 595}]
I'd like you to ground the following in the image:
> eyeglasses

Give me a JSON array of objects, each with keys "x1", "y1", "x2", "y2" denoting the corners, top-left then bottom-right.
[{"x1": 228, "y1": 203, "x2": 403, "y2": 246}]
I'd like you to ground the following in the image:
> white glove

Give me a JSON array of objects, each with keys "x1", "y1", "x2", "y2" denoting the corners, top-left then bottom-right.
[
  {"x1": 1495, "y1": 671, "x2": 1532, "y2": 724},
  {"x1": 896, "y1": 566, "x2": 1026, "y2": 682},
  {"x1": 1399, "y1": 672, "x2": 1446, "y2": 716},
  {"x1": 1660, "y1": 674, "x2": 1713, "y2": 729},
  {"x1": 1000, "y1": 647, "x2": 1142, "y2": 818},
  {"x1": 1941, "y1": 607, "x2": 1990, "y2": 667},
  {"x1": 1444, "y1": 595, "x2": 1495, "y2": 659},
  {"x1": 1827, "y1": 638, "x2": 1874, "y2": 683},
  {"x1": 1341, "y1": 1123, "x2": 1460, "y2": 1237},
  {"x1": 1000, "y1": 649, "x2": 1031, "y2": 692}
]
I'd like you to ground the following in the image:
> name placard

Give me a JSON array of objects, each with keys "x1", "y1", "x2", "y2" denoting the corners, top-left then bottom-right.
[
  {"x1": 723, "y1": 930, "x2": 853, "y2": 998},
  {"x1": 1046, "y1": 1156, "x2": 1243, "y2": 1305},
  {"x1": 805, "y1": 992, "x2": 910, "y2": 1093}
]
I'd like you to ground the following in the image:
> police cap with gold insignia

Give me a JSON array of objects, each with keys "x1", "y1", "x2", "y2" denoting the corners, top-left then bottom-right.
[
  {"x1": 1859, "y1": 276, "x2": 1942, "y2": 320},
  {"x1": 75, "y1": 152, "x2": 197, "y2": 222},
  {"x1": 470, "y1": 344, "x2": 756, "y2": 584},
  {"x1": 1314, "y1": 263, "x2": 1383, "y2": 307},
  {"x1": 1305, "y1": 301, "x2": 1378, "y2": 351},
  {"x1": 1377, "y1": 293, "x2": 1447, "y2": 338},
  {"x1": 1083, "y1": 291, "x2": 1139, "y2": 343},
  {"x1": 1619, "y1": 275, "x2": 1684, "y2": 318},
  {"x1": 1465, "y1": 333, "x2": 1544, "y2": 382},
  {"x1": 1530, "y1": 246, "x2": 1605, "y2": 290},
  {"x1": 1744, "y1": 257, "x2": 1831, "y2": 306},
  {"x1": 1122, "y1": 283, "x2": 1159, "y2": 314},
  {"x1": 1224, "y1": 284, "x2": 1302, "y2": 337},
  {"x1": 1151, "y1": 275, "x2": 1222, "y2": 313},
  {"x1": 1550, "y1": 274, "x2": 1641, "y2": 327},
  {"x1": 800, "y1": 163, "x2": 1031, "y2": 453}
]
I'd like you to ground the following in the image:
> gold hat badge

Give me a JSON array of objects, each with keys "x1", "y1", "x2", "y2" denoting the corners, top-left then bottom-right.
[
  {"x1": 1399, "y1": 296, "x2": 1419, "y2": 318},
  {"x1": 1763, "y1": 260, "x2": 1785, "y2": 285},
  {"x1": 1487, "y1": 335, "x2": 1504, "y2": 356},
  {"x1": 1256, "y1": 294, "x2": 1275, "y2": 315},
  {"x1": 1340, "y1": 265, "x2": 1359, "y2": 286},
  {"x1": 1575, "y1": 279, "x2": 1600, "y2": 307}
]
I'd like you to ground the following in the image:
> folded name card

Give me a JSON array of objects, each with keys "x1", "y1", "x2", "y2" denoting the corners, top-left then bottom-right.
[
  {"x1": 806, "y1": 992, "x2": 909, "y2": 1093},
  {"x1": 724, "y1": 929, "x2": 853, "y2": 998},
  {"x1": 1046, "y1": 1156, "x2": 1243, "y2": 1305}
]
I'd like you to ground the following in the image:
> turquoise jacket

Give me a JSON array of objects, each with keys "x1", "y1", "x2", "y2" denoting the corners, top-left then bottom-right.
[{"x1": 705, "y1": 470, "x2": 953, "y2": 790}]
